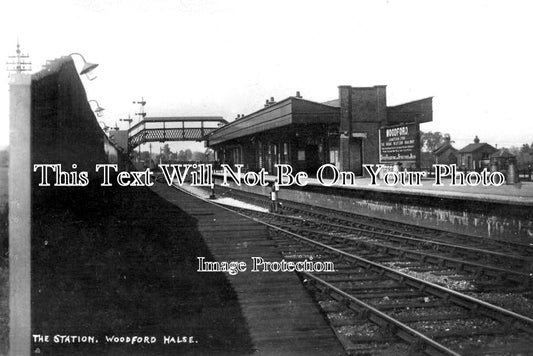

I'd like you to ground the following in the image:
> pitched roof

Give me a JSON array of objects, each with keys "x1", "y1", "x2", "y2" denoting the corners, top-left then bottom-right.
[
  {"x1": 322, "y1": 99, "x2": 340, "y2": 107},
  {"x1": 387, "y1": 97, "x2": 433, "y2": 124},
  {"x1": 490, "y1": 149, "x2": 515, "y2": 159},
  {"x1": 458, "y1": 142, "x2": 496, "y2": 153},
  {"x1": 433, "y1": 142, "x2": 457, "y2": 155},
  {"x1": 207, "y1": 96, "x2": 340, "y2": 146}
]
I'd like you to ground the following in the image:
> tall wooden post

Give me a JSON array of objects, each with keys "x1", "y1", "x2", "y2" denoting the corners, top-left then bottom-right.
[{"x1": 9, "y1": 72, "x2": 32, "y2": 355}]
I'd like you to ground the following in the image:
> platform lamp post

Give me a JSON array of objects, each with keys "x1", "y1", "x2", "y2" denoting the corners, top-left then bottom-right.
[
  {"x1": 88, "y1": 100, "x2": 105, "y2": 117},
  {"x1": 69, "y1": 52, "x2": 98, "y2": 80},
  {"x1": 98, "y1": 121, "x2": 110, "y2": 133}
]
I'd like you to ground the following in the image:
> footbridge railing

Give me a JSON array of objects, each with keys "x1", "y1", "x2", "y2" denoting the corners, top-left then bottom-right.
[{"x1": 128, "y1": 116, "x2": 227, "y2": 151}]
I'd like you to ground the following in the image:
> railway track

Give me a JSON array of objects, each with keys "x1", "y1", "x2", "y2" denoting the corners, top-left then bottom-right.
[
  {"x1": 267, "y1": 226, "x2": 533, "y2": 355},
  {"x1": 175, "y1": 184, "x2": 533, "y2": 355},
  {"x1": 227, "y1": 207, "x2": 533, "y2": 293},
  {"x1": 209, "y1": 186, "x2": 533, "y2": 278},
  {"x1": 238, "y1": 209, "x2": 533, "y2": 355},
  {"x1": 211, "y1": 186, "x2": 533, "y2": 260}
]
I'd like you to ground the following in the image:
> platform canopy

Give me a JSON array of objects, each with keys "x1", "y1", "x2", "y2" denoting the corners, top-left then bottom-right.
[
  {"x1": 207, "y1": 97, "x2": 340, "y2": 146},
  {"x1": 387, "y1": 97, "x2": 433, "y2": 124}
]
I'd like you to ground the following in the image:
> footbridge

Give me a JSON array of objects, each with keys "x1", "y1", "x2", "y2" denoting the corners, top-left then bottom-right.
[{"x1": 128, "y1": 116, "x2": 227, "y2": 151}]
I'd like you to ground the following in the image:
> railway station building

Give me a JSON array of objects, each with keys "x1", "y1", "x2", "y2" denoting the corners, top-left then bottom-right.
[
  {"x1": 206, "y1": 85, "x2": 433, "y2": 176},
  {"x1": 457, "y1": 136, "x2": 497, "y2": 171}
]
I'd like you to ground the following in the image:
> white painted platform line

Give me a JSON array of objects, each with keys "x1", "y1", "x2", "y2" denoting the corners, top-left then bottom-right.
[
  {"x1": 174, "y1": 183, "x2": 269, "y2": 213},
  {"x1": 215, "y1": 198, "x2": 269, "y2": 212}
]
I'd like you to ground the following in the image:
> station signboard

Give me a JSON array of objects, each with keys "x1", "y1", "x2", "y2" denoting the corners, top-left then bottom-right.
[{"x1": 379, "y1": 123, "x2": 420, "y2": 164}]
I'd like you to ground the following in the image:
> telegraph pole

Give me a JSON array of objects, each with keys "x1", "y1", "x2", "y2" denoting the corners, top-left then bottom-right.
[
  {"x1": 133, "y1": 97, "x2": 146, "y2": 162},
  {"x1": 120, "y1": 114, "x2": 133, "y2": 128},
  {"x1": 133, "y1": 97, "x2": 147, "y2": 122},
  {"x1": 7, "y1": 40, "x2": 32, "y2": 356},
  {"x1": 6, "y1": 39, "x2": 32, "y2": 74},
  {"x1": 149, "y1": 142, "x2": 153, "y2": 169}
]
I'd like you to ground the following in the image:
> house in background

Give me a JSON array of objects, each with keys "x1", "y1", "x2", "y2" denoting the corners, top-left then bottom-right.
[
  {"x1": 432, "y1": 135, "x2": 457, "y2": 165},
  {"x1": 457, "y1": 136, "x2": 497, "y2": 171}
]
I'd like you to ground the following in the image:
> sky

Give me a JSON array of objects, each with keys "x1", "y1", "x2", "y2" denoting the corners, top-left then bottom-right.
[{"x1": 1, "y1": 0, "x2": 532, "y2": 152}]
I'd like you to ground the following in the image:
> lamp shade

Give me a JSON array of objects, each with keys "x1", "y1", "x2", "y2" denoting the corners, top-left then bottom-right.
[{"x1": 80, "y1": 62, "x2": 99, "y2": 75}]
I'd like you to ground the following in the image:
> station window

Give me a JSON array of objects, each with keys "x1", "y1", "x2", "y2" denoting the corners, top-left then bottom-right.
[
  {"x1": 257, "y1": 141, "x2": 263, "y2": 169},
  {"x1": 232, "y1": 147, "x2": 241, "y2": 164},
  {"x1": 270, "y1": 143, "x2": 278, "y2": 166},
  {"x1": 329, "y1": 149, "x2": 339, "y2": 168},
  {"x1": 266, "y1": 143, "x2": 272, "y2": 172},
  {"x1": 298, "y1": 150, "x2": 305, "y2": 161}
]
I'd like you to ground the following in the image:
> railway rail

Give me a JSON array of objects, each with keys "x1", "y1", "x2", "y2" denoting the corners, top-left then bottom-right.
[
  {"x1": 175, "y1": 184, "x2": 533, "y2": 355},
  {"x1": 199, "y1": 186, "x2": 533, "y2": 283},
  {"x1": 207, "y1": 186, "x2": 533, "y2": 272},
  {"x1": 211, "y1": 186, "x2": 533, "y2": 259},
  {"x1": 228, "y1": 207, "x2": 532, "y2": 289},
  {"x1": 266, "y1": 227, "x2": 533, "y2": 355}
]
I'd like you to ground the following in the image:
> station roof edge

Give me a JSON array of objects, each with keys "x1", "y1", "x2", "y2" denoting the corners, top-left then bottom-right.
[
  {"x1": 387, "y1": 96, "x2": 434, "y2": 110},
  {"x1": 207, "y1": 96, "x2": 339, "y2": 138}
]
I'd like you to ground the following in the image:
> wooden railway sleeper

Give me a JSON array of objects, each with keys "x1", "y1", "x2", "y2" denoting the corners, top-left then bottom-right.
[
  {"x1": 219, "y1": 187, "x2": 533, "y2": 257},
  {"x1": 305, "y1": 273, "x2": 460, "y2": 356},
  {"x1": 473, "y1": 268, "x2": 485, "y2": 279},
  {"x1": 214, "y1": 201, "x2": 533, "y2": 340}
]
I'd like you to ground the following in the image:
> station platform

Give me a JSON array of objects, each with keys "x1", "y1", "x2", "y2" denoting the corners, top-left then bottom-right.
[
  {"x1": 213, "y1": 172, "x2": 533, "y2": 206},
  {"x1": 211, "y1": 172, "x2": 533, "y2": 241},
  {"x1": 150, "y1": 183, "x2": 346, "y2": 355},
  {"x1": 312, "y1": 177, "x2": 533, "y2": 206}
]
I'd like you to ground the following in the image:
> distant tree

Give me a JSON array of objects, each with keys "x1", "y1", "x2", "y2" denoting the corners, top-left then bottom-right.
[
  {"x1": 514, "y1": 143, "x2": 533, "y2": 169},
  {"x1": 508, "y1": 146, "x2": 520, "y2": 155},
  {"x1": 420, "y1": 131, "x2": 450, "y2": 153},
  {"x1": 140, "y1": 151, "x2": 150, "y2": 161},
  {"x1": 185, "y1": 149, "x2": 192, "y2": 161},
  {"x1": 191, "y1": 151, "x2": 205, "y2": 162},
  {"x1": 177, "y1": 150, "x2": 187, "y2": 161},
  {"x1": 130, "y1": 150, "x2": 139, "y2": 161},
  {"x1": 162, "y1": 144, "x2": 171, "y2": 160}
]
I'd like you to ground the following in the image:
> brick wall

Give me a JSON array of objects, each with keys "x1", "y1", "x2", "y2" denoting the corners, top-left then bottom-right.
[
  {"x1": 338, "y1": 85, "x2": 387, "y2": 174},
  {"x1": 31, "y1": 57, "x2": 107, "y2": 174}
]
